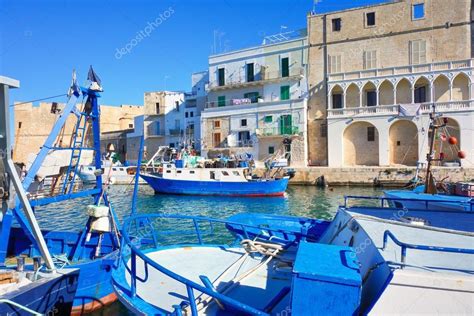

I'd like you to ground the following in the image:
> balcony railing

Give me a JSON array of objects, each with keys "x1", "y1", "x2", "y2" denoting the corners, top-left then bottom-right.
[
  {"x1": 208, "y1": 67, "x2": 304, "y2": 90},
  {"x1": 205, "y1": 97, "x2": 304, "y2": 109},
  {"x1": 168, "y1": 128, "x2": 182, "y2": 136},
  {"x1": 211, "y1": 139, "x2": 254, "y2": 149},
  {"x1": 257, "y1": 126, "x2": 301, "y2": 137},
  {"x1": 328, "y1": 59, "x2": 473, "y2": 82},
  {"x1": 327, "y1": 100, "x2": 474, "y2": 118}
]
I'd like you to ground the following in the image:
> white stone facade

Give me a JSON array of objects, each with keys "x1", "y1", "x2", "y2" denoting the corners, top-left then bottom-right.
[{"x1": 201, "y1": 33, "x2": 309, "y2": 166}]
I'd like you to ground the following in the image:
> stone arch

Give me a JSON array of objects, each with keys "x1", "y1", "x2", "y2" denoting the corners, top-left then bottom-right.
[
  {"x1": 433, "y1": 74, "x2": 450, "y2": 102},
  {"x1": 396, "y1": 78, "x2": 412, "y2": 104},
  {"x1": 452, "y1": 72, "x2": 470, "y2": 101},
  {"x1": 435, "y1": 117, "x2": 461, "y2": 163},
  {"x1": 329, "y1": 84, "x2": 344, "y2": 109},
  {"x1": 389, "y1": 120, "x2": 419, "y2": 166},
  {"x1": 378, "y1": 80, "x2": 394, "y2": 105},
  {"x1": 345, "y1": 83, "x2": 360, "y2": 108},
  {"x1": 414, "y1": 76, "x2": 431, "y2": 103},
  {"x1": 362, "y1": 81, "x2": 377, "y2": 107},
  {"x1": 343, "y1": 121, "x2": 379, "y2": 166}
]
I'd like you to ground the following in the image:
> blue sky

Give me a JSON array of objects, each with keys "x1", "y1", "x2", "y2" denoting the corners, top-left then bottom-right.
[{"x1": 0, "y1": 0, "x2": 390, "y2": 106}]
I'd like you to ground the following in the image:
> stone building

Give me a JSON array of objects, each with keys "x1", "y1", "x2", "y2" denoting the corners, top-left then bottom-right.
[
  {"x1": 307, "y1": 0, "x2": 474, "y2": 167},
  {"x1": 13, "y1": 102, "x2": 143, "y2": 163},
  {"x1": 201, "y1": 30, "x2": 309, "y2": 166}
]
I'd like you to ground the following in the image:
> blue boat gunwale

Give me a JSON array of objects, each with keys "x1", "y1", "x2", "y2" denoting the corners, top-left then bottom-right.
[{"x1": 113, "y1": 213, "x2": 315, "y2": 315}]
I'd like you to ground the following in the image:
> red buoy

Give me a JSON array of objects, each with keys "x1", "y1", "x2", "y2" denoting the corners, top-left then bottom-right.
[
  {"x1": 458, "y1": 151, "x2": 467, "y2": 159},
  {"x1": 448, "y1": 136, "x2": 458, "y2": 145}
]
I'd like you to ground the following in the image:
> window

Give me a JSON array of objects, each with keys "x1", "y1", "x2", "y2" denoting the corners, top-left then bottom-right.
[
  {"x1": 246, "y1": 63, "x2": 255, "y2": 82},
  {"x1": 366, "y1": 12, "x2": 376, "y2": 27},
  {"x1": 280, "y1": 85, "x2": 290, "y2": 100},
  {"x1": 190, "y1": 112, "x2": 194, "y2": 117},
  {"x1": 214, "y1": 120, "x2": 220, "y2": 128},
  {"x1": 166, "y1": 170, "x2": 171, "y2": 173},
  {"x1": 244, "y1": 92, "x2": 259, "y2": 103},
  {"x1": 367, "y1": 91, "x2": 377, "y2": 107},
  {"x1": 328, "y1": 55, "x2": 342, "y2": 73},
  {"x1": 18, "y1": 122, "x2": 22, "y2": 128},
  {"x1": 238, "y1": 131, "x2": 251, "y2": 146},
  {"x1": 410, "y1": 40, "x2": 427, "y2": 65},
  {"x1": 175, "y1": 101, "x2": 180, "y2": 112},
  {"x1": 241, "y1": 119, "x2": 247, "y2": 127},
  {"x1": 281, "y1": 57, "x2": 289, "y2": 77},
  {"x1": 332, "y1": 93, "x2": 343, "y2": 109},
  {"x1": 414, "y1": 86, "x2": 427, "y2": 103},
  {"x1": 210, "y1": 171, "x2": 216, "y2": 179},
  {"x1": 320, "y1": 123, "x2": 328, "y2": 138},
  {"x1": 169, "y1": 143, "x2": 175, "y2": 148},
  {"x1": 155, "y1": 102, "x2": 160, "y2": 114},
  {"x1": 332, "y1": 18, "x2": 341, "y2": 31},
  {"x1": 264, "y1": 115, "x2": 273, "y2": 123},
  {"x1": 217, "y1": 95, "x2": 226, "y2": 107},
  {"x1": 175, "y1": 119, "x2": 180, "y2": 129},
  {"x1": 218, "y1": 68, "x2": 225, "y2": 86},
  {"x1": 129, "y1": 124, "x2": 133, "y2": 128},
  {"x1": 268, "y1": 146, "x2": 275, "y2": 154},
  {"x1": 232, "y1": 171, "x2": 240, "y2": 176},
  {"x1": 367, "y1": 127, "x2": 375, "y2": 142},
  {"x1": 222, "y1": 171, "x2": 229, "y2": 176},
  {"x1": 190, "y1": 170, "x2": 195, "y2": 174},
  {"x1": 363, "y1": 50, "x2": 377, "y2": 70},
  {"x1": 177, "y1": 170, "x2": 182, "y2": 174},
  {"x1": 185, "y1": 112, "x2": 189, "y2": 118},
  {"x1": 413, "y1": 3, "x2": 425, "y2": 20}
]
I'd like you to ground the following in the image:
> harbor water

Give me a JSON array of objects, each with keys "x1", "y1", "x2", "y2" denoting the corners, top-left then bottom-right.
[{"x1": 33, "y1": 184, "x2": 383, "y2": 314}]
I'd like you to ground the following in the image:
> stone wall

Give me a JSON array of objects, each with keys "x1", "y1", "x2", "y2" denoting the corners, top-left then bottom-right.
[
  {"x1": 307, "y1": 0, "x2": 473, "y2": 165},
  {"x1": 13, "y1": 102, "x2": 143, "y2": 163},
  {"x1": 280, "y1": 166, "x2": 474, "y2": 186}
]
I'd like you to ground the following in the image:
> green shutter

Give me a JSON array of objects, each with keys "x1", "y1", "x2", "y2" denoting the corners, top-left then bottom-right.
[
  {"x1": 218, "y1": 68, "x2": 225, "y2": 86},
  {"x1": 218, "y1": 96, "x2": 226, "y2": 107},
  {"x1": 264, "y1": 115, "x2": 273, "y2": 123},
  {"x1": 280, "y1": 86, "x2": 290, "y2": 100},
  {"x1": 279, "y1": 115, "x2": 292, "y2": 135},
  {"x1": 281, "y1": 57, "x2": 289, "y2": 77}
]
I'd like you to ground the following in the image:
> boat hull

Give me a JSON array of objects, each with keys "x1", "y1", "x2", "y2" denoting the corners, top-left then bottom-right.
[
  {"x1": 141, "y1": 174, "x2": 289, "y2": 196},
  {"x1": 0, "y1": 268, "x2": 79, "y2": 316},
  {"x1": 8, "y1": 228, "x2": 118, "y2": 314},
  {"x1": 384, "y1": 190, "x2": 473, "y2": 212}
]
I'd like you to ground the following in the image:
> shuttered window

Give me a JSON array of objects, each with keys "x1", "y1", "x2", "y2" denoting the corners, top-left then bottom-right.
[
  {"x1": 280, "y1": 86, "x2": 290, "y2": 100},
  {"x1": 410, "y1": 40, "x2": 426, "y2": 65},
  {"x1": 329, "y1": 55, "x2": 342, "y2": 73},
  {"x1": 363, "y1": 50, "x2": 377, "y2": 70},
  {"x1": 281, "y1": 57, "x2": 289, "y2": 77}
]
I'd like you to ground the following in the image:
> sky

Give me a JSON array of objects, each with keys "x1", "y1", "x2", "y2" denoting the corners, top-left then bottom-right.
[{"x1": 0, "y1": 0, "x2": 391, "y2": 106}]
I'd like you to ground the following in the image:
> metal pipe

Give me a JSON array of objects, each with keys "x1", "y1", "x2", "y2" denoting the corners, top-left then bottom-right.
[{"x1": 0, "y1": 79, "x2": 56, "y2": 271}]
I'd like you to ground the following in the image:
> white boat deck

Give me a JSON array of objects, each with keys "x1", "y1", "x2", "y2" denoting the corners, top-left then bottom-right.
[
  {"x1": 347, "y1": 212, "x2": 474, "y2": 315},
  {"x1": 126, "y1": 246, "x2": 294, "y2": 314}
]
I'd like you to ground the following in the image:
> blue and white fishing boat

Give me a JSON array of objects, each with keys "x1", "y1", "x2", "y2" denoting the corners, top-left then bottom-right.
[
  {"x1": 0, "y1": 76, "x2": 80, "y2": 315},
  {"x1": 385, "y1": 105, "x2": 473, "y2": 212},
  {"x1": 140, "y1": 149, "x2": 292, "y2": 197},
  {"x1": 0, "y1": 69, "x2": 129, "y2": 315},
  {"x1": 111, "y1": 194, "x2": 473, "y2": 315}
]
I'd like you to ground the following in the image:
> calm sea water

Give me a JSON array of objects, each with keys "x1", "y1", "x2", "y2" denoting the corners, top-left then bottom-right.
[{"x1": 33, "y1": 184, "x2": 383, "y2": 315}]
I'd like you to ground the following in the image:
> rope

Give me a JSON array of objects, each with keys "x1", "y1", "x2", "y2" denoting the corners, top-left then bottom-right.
[{"x1": 9, "y1": 94, "x2": 67, "y2": 107}]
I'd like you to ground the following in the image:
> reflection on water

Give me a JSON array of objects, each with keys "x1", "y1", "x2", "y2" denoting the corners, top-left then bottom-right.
[{"x1": 33, "y1": 185, "x2": 383, "y2": 231}]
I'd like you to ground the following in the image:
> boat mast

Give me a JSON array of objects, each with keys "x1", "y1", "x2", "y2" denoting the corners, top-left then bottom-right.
[
  {"x1": 424, "y1": 104, "x2": 446, "y2": 194},
  {"x1": 0, "y1": 76, "x2": 56, "y2": 271}
]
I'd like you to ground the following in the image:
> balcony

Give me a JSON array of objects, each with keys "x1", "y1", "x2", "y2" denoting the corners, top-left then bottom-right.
[
  {"x1": 208, "y1": 67, "x2": 304, "y2": 91},
  {"x1": 327, "y1": 59, "x2": 473, "y2": 83},
  {"x1": 168, "y1": 128, "x2": 182, "y2": 136},
  {"x1": 257, "y1": 126, "x2": 301, "y2": 137},
  {"x1": 205, "y1": 97, "x2": 305, "y2": 110},
  {"x1": 327, "y1": 100, "x2": 474, "y2": 118}
]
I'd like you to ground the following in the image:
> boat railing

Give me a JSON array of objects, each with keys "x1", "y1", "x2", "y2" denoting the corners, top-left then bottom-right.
[
  {"x1": 0, "y1": 299, "x2": 42, "y2": 315},
  {"x1": 343, "y1": 195, "x2": 474, "y2": 212},
  {"x1": 117, "y1": 213, "x2": 306, "y2": 315},
  {"x1": 382, "y1": 230, "x2": 474, "y2": 267}
]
